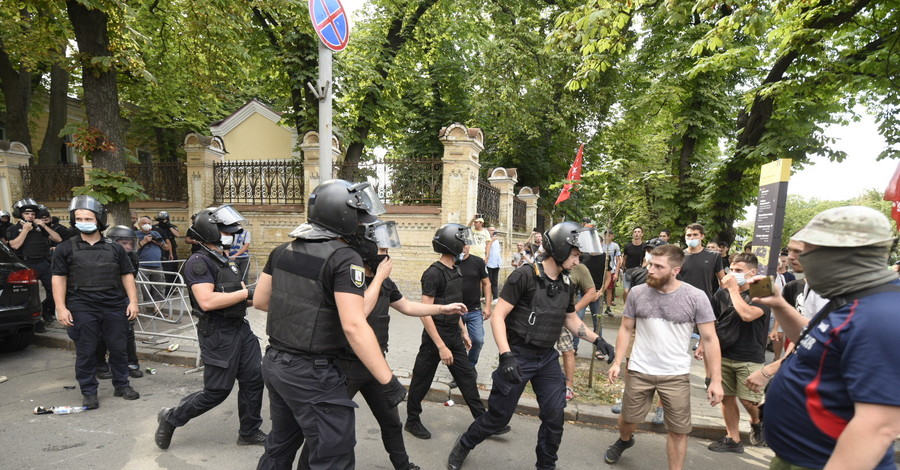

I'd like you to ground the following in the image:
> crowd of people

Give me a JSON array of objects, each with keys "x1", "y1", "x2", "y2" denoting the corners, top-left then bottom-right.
[{"x1": 8, "y1": 184, "x2": 900, "y2": 470}]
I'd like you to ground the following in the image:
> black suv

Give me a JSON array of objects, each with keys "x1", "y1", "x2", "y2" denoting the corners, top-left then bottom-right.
[{"x1": 0, "y1": 243, "x2": 41, "y2": 352}]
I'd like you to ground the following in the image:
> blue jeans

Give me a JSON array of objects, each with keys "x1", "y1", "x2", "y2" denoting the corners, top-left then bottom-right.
[
  {"x1": 462, "y1": 309, "x2": 485, "y2": 367},
  {"x1": 575, "y1": 296, "x2": 602, "y2": 351}
]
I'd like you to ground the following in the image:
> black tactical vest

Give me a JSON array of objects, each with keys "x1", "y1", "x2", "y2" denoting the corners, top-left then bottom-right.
[
  {"x1": 67, "y1": 238, "x2": 123, "y2": 292},
  {"x1": 506, "y1": 263, "x2": 572, "y2": 349},
  {"x1": 187, "y1": 251, "x2": 246, "y2": 318},
  {"x1": 429, "y1": 261, "x2": 464, "y2": 331},
  {"x1": 267, "y1": 239, "x2": 353, "y2": 354},
  {"x1": 368, "y1": 280, "x2": 392, "y2": 349},
  {"x1": 18, "y1": 225, "x2": 50, "y2": 259}
]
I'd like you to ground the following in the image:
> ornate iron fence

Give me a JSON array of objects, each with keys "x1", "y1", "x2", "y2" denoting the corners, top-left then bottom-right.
[
  {"x1": 477, "y1": 180, "x2": 500, "y2": 226},
  {"x1": 213, "y1": 160, "x2": 304, "y2": 205},
  {"x1": 536, "y1": 214, "x2": 546, "y2": 233},
  {"x1": 338, "y1": 158, "x2": 442, "y2": 206},
  {"x1": 126, "y1": 162, "x2": 187, "y2": 202},
  {"x1": 20, "y1": 164, "x2": 84, "y2": 202},
  {"x1": 513, "y1": 197, "x2": 526, "y2": 232}
]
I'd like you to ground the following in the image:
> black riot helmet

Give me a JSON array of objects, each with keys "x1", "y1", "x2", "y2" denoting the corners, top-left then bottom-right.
[
  {"x1": 37, "y1": 205, "x2": 51, "y2": 219},
  {"x1": 542, "y1": 221, "x2": 602, "y2": 264},
  {"x1": 0, "y1": 210, "x2": 10, "y2": 220},
  {"x1": 346, "y1": 219, "x2": 402, "y2": 270},
  {"x1": 106, "y1": 225, "x2": 139, "y2": 253},
  {"x1": 12, "y1": 198, "x2": 40, "y2": 218},
  {"x1": 188, "y1": 205, "x2": 246, "y2": 245},
  {"x1": 307, "y1": 179, "x2": 386, "y2": 236},
  {"x1": 68, "y1": 195, "x2": 108, "y2": 230},
  {"x1": 156, "y1": 211, "x2": 170, "y2": 222},
  {"x1": 432, "y1": 223, "x2": 475, "y2": 256}
]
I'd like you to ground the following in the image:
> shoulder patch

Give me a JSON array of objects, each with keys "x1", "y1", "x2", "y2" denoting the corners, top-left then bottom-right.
[
  {"x1": 350, "y1": 264, "x2": 365, "y2": 288},
  {"x1": 192, "y1": 260, "x2": 209, "y2": 276}
]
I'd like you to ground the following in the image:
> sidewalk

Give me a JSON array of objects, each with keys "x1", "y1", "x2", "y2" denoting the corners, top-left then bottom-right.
[{"x1": 31, "y1": 303, "x2": 748, "y2": 443}]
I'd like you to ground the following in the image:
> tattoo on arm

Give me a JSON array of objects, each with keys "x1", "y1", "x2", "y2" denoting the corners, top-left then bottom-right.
[{"x1": 577, "y1": 325, "x2": 588, "y2": 338}]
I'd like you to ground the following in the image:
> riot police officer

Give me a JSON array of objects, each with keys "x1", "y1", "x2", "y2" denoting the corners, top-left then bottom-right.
[
  {"x1": 9, "y1": 199, "x2": 62, "y2": 332},
  {"x1": 154, "y1": 205, "x2": 266, "y2": 450},
  {"x1": 405, "y1": 224, "x2": 507, "y2": 440},
  {"x1": 51, "y1": 196, "x2": 140, "y2": 410},
  {"x1": 298, "y1": 220, "x2": 468, "y2": 470},
  {"x1": 447, "y1": 221, "x2": 616, "y2": 470},
  {"x1": 0, "y1": 210, "x2": 12, "y2": 243},
  {"x1": 253, "y1": 179, "x2": 407, "y2": 470},
  {"x1": 95, "y1": 226, "x2": 144, "y2": 379}
]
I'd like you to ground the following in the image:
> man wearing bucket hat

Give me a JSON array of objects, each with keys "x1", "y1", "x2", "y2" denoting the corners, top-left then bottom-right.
[{"x1": 750, "y1": 206, "x2": 900, "y2": 470}]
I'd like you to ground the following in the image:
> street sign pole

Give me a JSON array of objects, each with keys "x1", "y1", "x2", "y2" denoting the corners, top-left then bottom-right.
[
  {"x1": 308, "y1": 0, "x2": 349, "y2": 184},
  {"x1": 318, "y1": 43, "x2": 333, "y2": 182}
]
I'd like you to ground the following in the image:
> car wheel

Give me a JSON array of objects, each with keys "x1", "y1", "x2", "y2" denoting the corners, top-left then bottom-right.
[{"x1": 0, "y1": 328, "x2": 35, "y2": 352}]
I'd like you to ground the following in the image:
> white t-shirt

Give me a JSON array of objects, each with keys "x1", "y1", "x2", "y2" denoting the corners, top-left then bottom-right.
[{"x1": 624, "y1": 282, "x2": 716, "y2": 375}]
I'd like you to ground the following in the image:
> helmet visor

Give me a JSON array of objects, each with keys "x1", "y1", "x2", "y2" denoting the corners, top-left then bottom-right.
[
  {"x1": 68, "y1": 195, "x2": 103, "y2": 214},
  {"x1": 573, "y1": 228, "x2": 602, "y2": 255},
  {"x1": 111, "y1": 235, "x2": 140, "y2": 253},
  {"x1": 212, "y1": 205, "x2": 246, "y2": 226},
  {"x1": 457, "y1": 227, "x2": 475, "y2": 246},
  {"x1": 349, "y1": 182, "x2": 387, "y2": 216},
  {"x1": 367, "y1": 220, "x2": 402, "y2": 248}
]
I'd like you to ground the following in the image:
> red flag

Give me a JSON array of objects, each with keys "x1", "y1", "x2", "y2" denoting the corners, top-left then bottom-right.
[
  {"x1": 555, "y1": 144, "x2": 584, "y2": 205},
  {"x1": 884, "y1": 161, "x2": 900, "y2": 229}
]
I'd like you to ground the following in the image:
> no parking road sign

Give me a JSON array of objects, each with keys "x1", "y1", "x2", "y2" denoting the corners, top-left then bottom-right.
[{"x1": 309, "y1": 0, "x2": 350, "y2": 52}]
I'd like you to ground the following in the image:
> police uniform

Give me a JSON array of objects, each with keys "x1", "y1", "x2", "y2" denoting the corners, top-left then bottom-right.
[
  {"x1": 407, "y1": 262, "x2": 486, "y2": 426},
  {"x1": 298, "y1": 276, "x2": 415, "y2": 470},
  {"x1": 256, "y1": 238, "x2": 365, "y2": 470},
  {"x1": 159, "y1": 250, "x2": 264, "y2": 439},
  {"x1": 51, "y1": 236, "x2": 136, "y2": 395},
  {"x1": 456, "y1": 262, "x2": 574, "y2": 470},
  {"x1": 95, "y1": 250, "x2": 142, "y2": 375},
  {"x1": 8, "y1": 221, "x2": 55, "y2": 323}
]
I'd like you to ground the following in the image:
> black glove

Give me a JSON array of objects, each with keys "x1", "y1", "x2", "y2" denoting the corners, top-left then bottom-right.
[
  {"x1": 594, "y1": 337, "x2": 615, "y2": 364},
  {"x1": 246, "y1": 287, "x2": 255, "y2": 302},
  {"x1": 499, "y1": 352, "x2": 522, "y2": 384},
  {"x1": 383, "y1": 375, "x2": 407, "y2": 409}
]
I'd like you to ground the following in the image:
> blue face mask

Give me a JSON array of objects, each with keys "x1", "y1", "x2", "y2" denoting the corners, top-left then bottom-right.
[
  {"x1": 732, "y1": 272, "x2": 747, "y2": 286},
  {"x1": 686, "y1": 238, "x2": 700, "y2": 248},
  {"x1": 75, "y1": 222, "x2": 98, "y2": 234}
]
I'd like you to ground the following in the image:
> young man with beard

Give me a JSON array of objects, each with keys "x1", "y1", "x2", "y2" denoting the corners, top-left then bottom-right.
[{"x1": 604, "y1": 244, "x2": 723, "y2": 469}]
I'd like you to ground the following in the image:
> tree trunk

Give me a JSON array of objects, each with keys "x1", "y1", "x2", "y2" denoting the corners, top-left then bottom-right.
[
  {"x1": 38, "y1": 62, "x2": 69, "y2": 164},
  {"x1": 0, "y1": 43, "x2": 34, "y2": 152},
  {"x1": 66, "y1": 0, "x2": 128, "y2": 224}
]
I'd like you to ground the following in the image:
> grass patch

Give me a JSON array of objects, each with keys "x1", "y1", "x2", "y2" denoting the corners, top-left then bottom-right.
[{"x1": 521, "y1": 356, "x2": 623, "y2": 405}]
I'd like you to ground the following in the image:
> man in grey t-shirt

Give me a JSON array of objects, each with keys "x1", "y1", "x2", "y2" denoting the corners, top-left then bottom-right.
[{"x1": 604, "y1": 244, "x2": 723, "y2": 469}]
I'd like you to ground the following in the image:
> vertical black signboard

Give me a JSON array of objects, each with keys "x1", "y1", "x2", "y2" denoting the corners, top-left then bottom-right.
[{"x1": 751, "y1": 159, "x2": 791, "y2": 275}]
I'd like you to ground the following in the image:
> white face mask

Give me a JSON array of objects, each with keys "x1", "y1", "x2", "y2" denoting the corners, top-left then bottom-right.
[
  {"x1": 141, "y1": 224, "x2": 152, "y2": 231},
  {"x1": 220, "y1": 234, "x2": 234, "y2": 246},
  {"x1": 644, "y1": 252, "x2": 652, "y2": 262}
]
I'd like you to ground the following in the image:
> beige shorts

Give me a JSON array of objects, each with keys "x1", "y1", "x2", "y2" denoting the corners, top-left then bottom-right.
[
  {"x1": 622, "y1": 370, "x2": 692, "y2": 434},
  {"x1": 721, "y1": 358, "x2": 764, "y2": 402}
]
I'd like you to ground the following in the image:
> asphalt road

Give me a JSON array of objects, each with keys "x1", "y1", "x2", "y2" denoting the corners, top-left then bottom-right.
[{"x1": 0, "y1": 345, "x2": 783, "y2": 470}]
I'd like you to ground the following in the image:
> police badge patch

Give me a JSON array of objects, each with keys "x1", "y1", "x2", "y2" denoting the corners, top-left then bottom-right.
[
  {"x1": 229, "y1": 262, "x2": 239, "y2": 275},
  {"x1": 350, "y1": 264, "x2": 366, "y2": 288}
]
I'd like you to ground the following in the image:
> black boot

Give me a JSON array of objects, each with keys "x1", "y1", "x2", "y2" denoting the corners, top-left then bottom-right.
[{"x1": 447, "y1": 436, "x2": 470, "y2": 470}]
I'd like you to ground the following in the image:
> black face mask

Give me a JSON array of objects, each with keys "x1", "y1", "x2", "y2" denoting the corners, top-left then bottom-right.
[{"x1": 368, "y1": 254, "x2": 389, "y2": 273}]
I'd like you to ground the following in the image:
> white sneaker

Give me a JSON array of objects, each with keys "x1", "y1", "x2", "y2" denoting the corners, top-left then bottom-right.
[
  {"x1": 611, "y1": 400, "x2": 622, "y2": 414},
  {"x1": 652, "y1": 406, "x2": 664, "y2": 425}
]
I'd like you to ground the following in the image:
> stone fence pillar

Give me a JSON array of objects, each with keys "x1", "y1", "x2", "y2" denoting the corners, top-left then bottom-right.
[
  {"x1": 184, "y1": 133, "x2": 225, "y2": 218},
  {"x1": 488, "y1": 167, "x2": 517, "y2": 234},
  {"x1": 518, "y1": 186, "x2": 539, "y2": 234},
  {"x1": 300, "y1": 131, "x2": 343, "y2": 201},
  {"x1": 0, "y1": 141, "x2": 32, "y2": 211},
  {"x1": 439, "y1": 123, "x2": 483, "y2": 225}
]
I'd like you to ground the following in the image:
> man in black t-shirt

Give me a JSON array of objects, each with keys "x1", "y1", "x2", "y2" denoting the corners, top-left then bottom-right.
[
  {"x1": 406, "y1": 224, "x2": 500, "y2": 441},
  {"x1": 620, "y1": 226, "x2": 646, "y2": 303},
  {"x1": 458, "y1": 244, "x2": 492, "y2": 367},
  {"x1": 704, "y1": 253, "x2": 770, "y2": 453},
  {"x1": 678, "y1": 223, "x2": 724, "y2": 304},
  {"x1": 52, "y1": 196, "x2": 139, "y2": 410}
]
